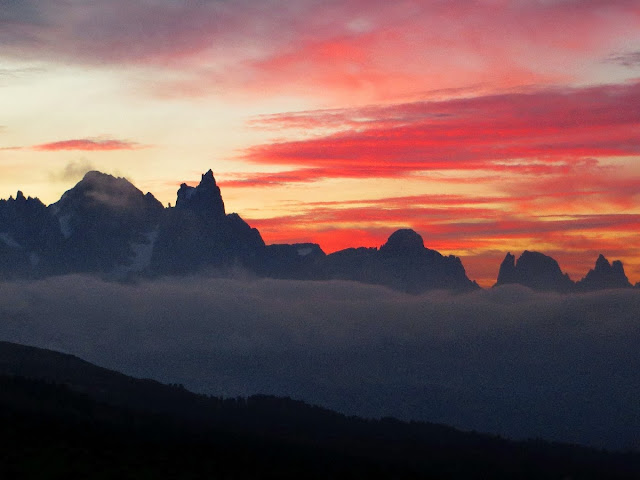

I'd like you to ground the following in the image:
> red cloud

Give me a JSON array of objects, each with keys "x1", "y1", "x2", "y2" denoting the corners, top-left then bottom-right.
[
  {"x1": 234, "y1": 79, "x2": 640, "y2": 285},
  {"x1": 245, "y1": 81, "x2": 640, "y2": 179},
  {"x1": 33, "y1": 139, "x2": 143, "y2": 151},
  {"x1": 218, "y1": 169, "x2": 326, "y2": 188}
]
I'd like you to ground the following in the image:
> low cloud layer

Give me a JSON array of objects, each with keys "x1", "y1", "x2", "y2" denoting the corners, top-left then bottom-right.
[{"x1": 0, "y1": 275, "x2": 638, "y2": 449}]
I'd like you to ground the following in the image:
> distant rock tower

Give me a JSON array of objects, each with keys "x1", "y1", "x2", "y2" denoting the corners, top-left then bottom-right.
[
  {"x1": 175, "y1": 169, "x2": 226, "y2": 221},
  {"x1": 577, "y1": 254, "x2": 632, "y2": 290},
  {"x1": 495, "y1": 250, "x2": 574, "y2": 292}
]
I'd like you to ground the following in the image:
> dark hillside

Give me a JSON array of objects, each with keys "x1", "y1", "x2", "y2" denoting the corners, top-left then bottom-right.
[{"x1": 0, "y1": 341, "x2": 639, "y2": 478}]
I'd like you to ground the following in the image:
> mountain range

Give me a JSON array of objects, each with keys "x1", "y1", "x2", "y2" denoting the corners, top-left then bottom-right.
[{"x1": 0, "y1": 169, "x2": 636, "y2": 292}]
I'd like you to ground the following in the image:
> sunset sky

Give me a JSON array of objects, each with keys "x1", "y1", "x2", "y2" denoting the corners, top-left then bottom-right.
[{"x1": 1, "y1": 0, "x2": 639, "y2": 286}]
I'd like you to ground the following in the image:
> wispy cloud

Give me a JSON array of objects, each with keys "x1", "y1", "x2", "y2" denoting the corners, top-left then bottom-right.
[
  {"x1": 606, "y1": 50, "x2": 640, "y2": 67},
  {"x1": 2, "y1": 1, "x2": 639, "y2": 100},
  {"x1": 245, "y1": 81, "x2": 640, "y2": 179},
  {"x1": 32, "y1": 138, "x2": 144, "y2": 151},
  {"x1": 48, "y1": 159, "x2": 95, "y2": 182}
]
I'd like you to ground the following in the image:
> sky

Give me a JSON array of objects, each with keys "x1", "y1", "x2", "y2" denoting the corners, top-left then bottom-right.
[{"x1": 1, "y1": 0, "x2": 640, "y2": 286}]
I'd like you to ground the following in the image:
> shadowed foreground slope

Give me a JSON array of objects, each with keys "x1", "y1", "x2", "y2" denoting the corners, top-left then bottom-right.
[{"x1": 1, "y1": 341, "x2": 639, "y2": 479}]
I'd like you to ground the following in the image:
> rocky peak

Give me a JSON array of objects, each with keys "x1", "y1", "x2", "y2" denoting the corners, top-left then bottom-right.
[
  {"x1": 577, "y1": 254, "x2": 632, "y2": 290},
  {"x1": 495, "y1": 250, "x2": 574, "y2": 291},
  {"x1": 517, "y1": 250, "x2": 561, "y2": 272},
  {"x1": 594, "y1": 254, "x2": 610, "y2": 271},
  {"x1": 201, "y1": 169, "x2": 216, "y2": 185},
  {"x1": 496, "y1": 252, "x2": 517, "y2": 285},
  {"x1": 380, "y1": 229, "x2": 425, "y2": 256},
  {"x1": 55, "y1": 171, "x2": 162, "y2": 212},
  {"x1": 175, "y1": 169, "x2": 225, "y2": 219}
]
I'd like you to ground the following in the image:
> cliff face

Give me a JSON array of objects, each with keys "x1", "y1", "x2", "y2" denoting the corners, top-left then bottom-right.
[
  {"x1": 152, "y1": 170, "x2": 264, "y2": 275},
  {"x1": 495, "y1": 251, "x2": 574, "y2": 292}
]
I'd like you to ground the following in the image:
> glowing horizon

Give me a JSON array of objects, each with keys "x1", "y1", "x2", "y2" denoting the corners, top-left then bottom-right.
[{"x1": 1, "y1": 0, "x2": 639, "y2": 287}]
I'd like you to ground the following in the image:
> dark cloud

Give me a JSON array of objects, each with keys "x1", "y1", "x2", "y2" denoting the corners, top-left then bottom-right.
[
  {"x1": 606, "y1": 50, "x2": 640, "y2": 67},
  {"x1": 0, "y1": 0, "x2": 302, "y2": 66},
  {"x1": 0, "y1": 274, "x2": 638, "y2": 449}
]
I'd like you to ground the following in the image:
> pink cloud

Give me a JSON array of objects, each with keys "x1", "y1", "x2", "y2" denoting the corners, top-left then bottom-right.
[
  {"x1": 244, "y1": 81, "x2": 640, "y2": 179},
  {"x1": 32, "y1": 138, "x2": 143, "y2": 151},
  {"x1": 2, "y1": 1, "x2": 639, "y2": 100}
]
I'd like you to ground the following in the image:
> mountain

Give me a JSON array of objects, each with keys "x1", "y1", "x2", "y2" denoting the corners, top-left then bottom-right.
[
  {"x1": 256, "y1": 229, "x2": 478, "y2": 292},
  {"x1": 0, "y1": 170, "x2": 636, "y2": 292},
  {"x1": 50, "y1": 171, "x2": 164, "y2": 274},
  {"x1": 0, "y1": 170, "x2": 477, "y2": 292},
  {"x1": 322, "y1": 229, "x2": 478, "y2": 292},
  {"x1": 151, "y1": 169, "x2": 265, "y2": 274},
  {"x1": 1, "y1": 340, "x2": 639, "y2": 479},
  {"x1": 257, "y1": 242, "x2": 327, "y2": 279},
  {"x1": 577, "y1": 254, "x2": 633, "y2": 291},
  {"x1": 0, "y1": 191, "x2": 62, "y2": 278},
  {"x1": 495, "y1": 250, "x2": 574, "y2": 292},
  {"x1": 494, "y1": 251, "x2": 636, "y2": 292}
]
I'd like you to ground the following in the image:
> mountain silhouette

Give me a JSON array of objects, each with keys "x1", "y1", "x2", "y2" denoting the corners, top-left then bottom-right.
[
  {"x1": 577, "y1": 254, "x2": 633, "y2": 291},
  {"x1": 495, "y1": 251, "x2": 634, "y2": 292},
  {"x1": 152, "y1": 170, "x2": 264, "y2": 274},
  {"x1": 50, "y1": 171, "x2": 164, "y2": 274},
  {"x1": 495, "y1": 250, "x2": 575, "y2": 291},
  {"x1": 322, "y1": 229, "x2": 478, "y2": 292},
  {"x1": 0, "y1": 170, "x2": 635, "y2": 292},
  {"x1": 0, "y1": 191, "x2": 61, "y2": 277}
]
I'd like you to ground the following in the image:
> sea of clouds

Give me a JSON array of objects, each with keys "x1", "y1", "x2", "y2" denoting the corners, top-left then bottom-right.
[{"x1": 0, "y1": 274, "x2": 638, "y2": 449}]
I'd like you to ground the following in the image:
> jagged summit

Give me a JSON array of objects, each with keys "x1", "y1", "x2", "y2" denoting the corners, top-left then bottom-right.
[
  {"x1": 1, "y1": 169, "x2": 638, "y2": 292},
  {"x1": 151, "y1": 169, "x2": 262, "y2": 274},
  {"x1": 175, "y1": 169, "x2": 225, "y2": 219},
  {"x1": 577, "y1": 254, "x2": 632, "y2": 291},
  {"x1": 202, "y1": 169, "x2": 216, "y2": 183},
  {"x1": 595, "y1": 254, "x2": 608, "y2": 270},
  {"x1": 497, "y1": 252, "x2": 517, "y2": 284},
  {"x1": 495, "y1": 251, "x2": 637, "y2": 292}
]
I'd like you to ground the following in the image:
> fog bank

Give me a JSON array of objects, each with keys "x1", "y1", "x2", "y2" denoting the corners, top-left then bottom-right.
[{"x1": 0, "y1": 275, "x2": 638, "y2": 449}]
